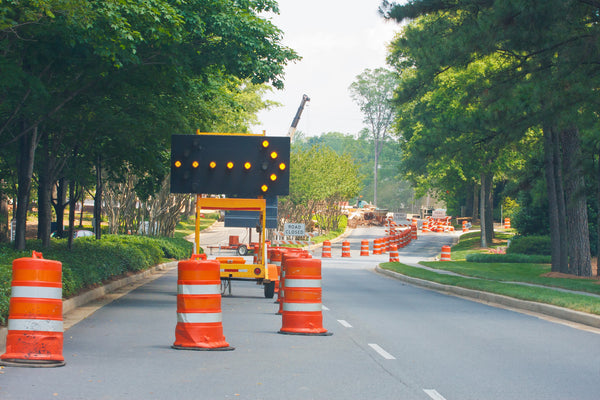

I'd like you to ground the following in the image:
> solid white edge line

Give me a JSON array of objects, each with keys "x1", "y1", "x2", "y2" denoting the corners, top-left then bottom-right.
[
  {"x1": 368, "y1": 343, "x2": 396, "y2": 360},
  {"x1": 423, "y1": 389, "x2": 447, "y2": 400},
  {"x1": 337, "y1": 319, "x2": 352, "y2": 328}
]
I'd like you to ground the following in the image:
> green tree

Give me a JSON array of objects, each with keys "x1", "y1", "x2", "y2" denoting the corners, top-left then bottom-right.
[
  {"x1": 280, "y1": 145, "x2": 361, "y2": 233},
  {"x1": 349, "y1": 68, "x2": 397, "y2": 207},
  {"x1": 382, "y1": 0, "x2": 599, "y2": 274}
]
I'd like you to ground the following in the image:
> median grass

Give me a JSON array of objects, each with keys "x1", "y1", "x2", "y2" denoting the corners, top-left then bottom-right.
[
  {"x1": 379, "y1": 229, "x2": 600, "y2": 316},
  {"x1": 380, "y1": 262, "x2": 600, "y2": 315}
]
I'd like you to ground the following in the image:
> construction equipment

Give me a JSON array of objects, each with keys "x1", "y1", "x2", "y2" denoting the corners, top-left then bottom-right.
[{"x1": 288, "y1": 94, "x2": 310, "y2": 141}]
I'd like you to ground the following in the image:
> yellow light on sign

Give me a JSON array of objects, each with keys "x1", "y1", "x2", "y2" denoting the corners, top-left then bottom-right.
[
  {"x1": 244, "y1": 162, "x2": 252, "y2": 170},
  {"x1": 192, "y1": 161, "x2": 199, "y2": 168},
  {"x1": 261, "y1": 184, "x2": 268, "y2": 192},
  {"x1": 174, "y1": 161, "x2": 182, "y2": 168},
  {"x1": 279, "y1": 162, "x2": 286, "y2": 171},
  {"x1": 209, "y1": 161, "x2": 217, "y2": 169},
  {"x1": 227, "y1": 161, "x2": 234, "y2": 169},
  {"x1": 270, "y1": 151, "x2": 278, "y2": 159},
  {"x1": 270, "y1": 174, "x2": 277, "y2": 181},
  {"x1": 262, "y1": 140, "x2": 269, "y2": 148}
]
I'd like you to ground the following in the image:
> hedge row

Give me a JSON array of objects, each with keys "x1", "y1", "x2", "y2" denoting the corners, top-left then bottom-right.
[
  {"x1": 0, "y1": 235, "x2": 193, "y2": 325},
  {"x1": 506, "y1": 235, "x2": 552, "y2": 255}
]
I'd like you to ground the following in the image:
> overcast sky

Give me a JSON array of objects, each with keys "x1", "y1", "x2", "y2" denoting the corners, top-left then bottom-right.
[{"x1": 252, "y1": 1, "x2": 402, "y2": 138}]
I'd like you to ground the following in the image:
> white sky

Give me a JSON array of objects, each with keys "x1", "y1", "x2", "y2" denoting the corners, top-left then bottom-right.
[{"x1": 252, "y1": 1, "x2": 402, "y2": 138}]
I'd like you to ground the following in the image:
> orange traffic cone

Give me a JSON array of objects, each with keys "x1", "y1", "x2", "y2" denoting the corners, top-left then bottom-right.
[
  {"x1": 360, "y1": 240, "x2": 369, "y2": 256},
  {"x1": 341, "y1": 241, "x2": 351, "y2": 257},
  {"x1": 279, "y1": 258, "x2": 331, "y2": 336},
  {"x1": 1, "y1": 251, "x2": 65, "y2": 367},
  {"x1": 172, "y1": 257, "x2": 233, "y2": 351},
  {"x1": 321, "y1": 241, "x2": 332, "y2": 258}
]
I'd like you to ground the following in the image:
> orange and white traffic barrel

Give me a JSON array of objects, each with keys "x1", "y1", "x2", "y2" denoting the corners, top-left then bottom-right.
[
  {"x1": 504, "y1": 218, "x2": 511, "y2": 229},
  {"x1": 462, "y1": 221, "x2": 468, "y2": 232},
  {"x1": 341, "y1": 241, "x2": 351, "y2": 257},
  {"x1": 441, "y1": 245, "x2": 451, "y2": 261},
  {"x1": 172, "y1": 256, "x2": 233, "y2": 351},
  {"x1": 389, "y1": 245, "x2": 399, "y2": 262},
  {"x1": 1, "y1": 251, "x2": 65, "y2": 367},
  {"x1": 279, "y1": 258, "x2": 331, "y2": 336},
  {"x1": 321, "y1": 241, "x2": 332, "y2": 258},
  {"x1": 360, "y1": 240, "x2": 369, "y2": 256},
  {"x1": 278, "y1": 251, "x2": 311, "y2": 314},
  {"x1": 411, "y1": 225, "x2": 418, "y2": 240},
  {"x1": 373, "y1": 238, "x2": 382, "y2": 255}
]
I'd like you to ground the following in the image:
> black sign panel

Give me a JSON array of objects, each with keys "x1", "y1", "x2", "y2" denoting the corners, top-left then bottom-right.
[
  {"x1": 225, "y1": 196, "x2": 278, "y2": 229},
  {"x1": 170, "y1": 134, "x2": 290, "y2": 196}
]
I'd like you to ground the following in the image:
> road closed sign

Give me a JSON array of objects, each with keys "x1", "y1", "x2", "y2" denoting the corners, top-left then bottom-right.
[{"x1": 284, "y1": 223, "x2": 305, "y2": 237}]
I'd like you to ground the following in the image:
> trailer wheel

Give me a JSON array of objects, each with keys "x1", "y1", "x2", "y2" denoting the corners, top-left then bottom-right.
[
  {"x1": 237, "y1": 245, "x2": 248, "y2": 256},
  {"x1": 264, "y1": 281, "x2": 275, "y2": 298}
]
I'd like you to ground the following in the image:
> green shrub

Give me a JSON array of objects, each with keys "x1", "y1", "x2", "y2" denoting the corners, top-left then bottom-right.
[
  {"x1": 506, "y1": 235, "x2": 551, "y2": 255},
  {"x1": 466, "y1": 253, "x2": 551, "y2": 263}
]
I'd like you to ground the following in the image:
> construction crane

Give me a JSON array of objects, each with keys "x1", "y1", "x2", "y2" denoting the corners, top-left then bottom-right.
[{"x1": 287, "y1": 94, "x2": 310, "y2": 141}]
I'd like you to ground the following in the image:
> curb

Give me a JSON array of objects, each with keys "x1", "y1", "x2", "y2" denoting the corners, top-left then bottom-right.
[
  {"x1": 0, "y1": 260, "x2": 178, "y2": 354},
  {"x1": 375, "y1": 266, "x2": 600, "y2": 330}
]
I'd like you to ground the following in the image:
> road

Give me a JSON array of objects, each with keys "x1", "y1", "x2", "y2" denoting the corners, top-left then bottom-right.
[{"x1": 2, "y1": 227, "x2": 600, "y2": 399}]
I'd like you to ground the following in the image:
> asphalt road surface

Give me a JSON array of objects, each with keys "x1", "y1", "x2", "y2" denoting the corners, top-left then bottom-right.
[{"x1": 2, "y1": 227, "x2": 600, "y2": 399}]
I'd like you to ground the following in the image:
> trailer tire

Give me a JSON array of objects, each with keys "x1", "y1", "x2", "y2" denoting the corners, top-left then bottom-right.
[
  {"x1": 264, "y1": 281, "x2": 275, "y2": 298},
  {"x1": 237, "y1": 245, "x2": 248, "y2": 256}
]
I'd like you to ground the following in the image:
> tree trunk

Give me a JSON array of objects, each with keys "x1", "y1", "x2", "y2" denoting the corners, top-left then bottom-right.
[
  {"x1": 0, "y1": 181, "x2": 8, "y2": 243},
  {"x1": 544, "y1": 125, "x2": 569, "y2": 273},
  {"x1": 484, "y1": 172, "x2": 494, "y2": 242},
  {"x1": 14, "y1": 125, "x2": 38, "y2": 250},
  {"x1": 561, "y1": 126, "x2": 591, "y2": 276},
  {"x1": 37, "y1": 135, "x2": 52, "y2": 246},
  {"x1": 67, "y1": 180, "x2": 77, "y2": 250},
  {"x1": 52, "y1": 177, "x2": 68, "y2": 238},
  {"x1": 94, "y1": 155, "x2": 103, "y2": 240},
  {"x1": 597, "y1": 146, "x2": 600, "y2": 273},
  {"x1": 373, "y1": 139, "x2": 379, "y2": 207},
  {"x1": 472, "y1": 183, "x2": 479, "y2": 221},
  {"x1": 480, "y1": 173, "x2": 487, "y2": 248}
]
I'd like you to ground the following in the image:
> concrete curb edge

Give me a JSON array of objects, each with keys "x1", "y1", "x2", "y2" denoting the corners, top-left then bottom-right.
[{"x1": 375, "y1": 265, "x2": 600, "y2": 330}]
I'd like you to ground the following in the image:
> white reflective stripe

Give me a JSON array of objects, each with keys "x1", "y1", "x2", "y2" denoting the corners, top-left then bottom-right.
[
  {"x1": 178, "y1": 284, "x2": 220, "y2": 295},
  {"x1": 177, "y1": 313, "x2": 222, "y2": 323},
  {"x1": 220, "y1": 269, "x2": 248, "y2": 272},
  {"x1": 285, "y1": 279, "x2": 321, "y2": 288},
  {"x1": 283, "y1": 302, "x2": 322, "y2": 312},
  {"x1": 11, "y1": 286, "x2": 62, "y2": 299},
  {"x1": 273, "y1": 261, "x2": 281, "y2": 266},
  {"x1": 8, "y1": 319, "x2": 63, "y2": 332}
]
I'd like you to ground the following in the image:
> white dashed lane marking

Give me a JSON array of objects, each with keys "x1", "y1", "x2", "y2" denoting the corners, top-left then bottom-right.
[{"x1": 368, "y1": 343, "x2": 396, "y2": 360}]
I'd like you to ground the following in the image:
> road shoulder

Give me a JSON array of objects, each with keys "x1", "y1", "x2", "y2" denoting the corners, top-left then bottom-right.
[{"x1": 375, "y1": 265, "x2": 600, "y2": 333}]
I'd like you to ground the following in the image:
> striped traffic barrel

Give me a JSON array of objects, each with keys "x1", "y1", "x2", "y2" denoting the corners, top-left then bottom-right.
[
  {"x1": 172, "y1": 257, "x2": 233, "y2": 351},
  {"x1": 360, "y1": 240, "x2": 369, "y2": 256},
  {"x1": 278, "y1": 250, "x2": 311, "y2": 314},
  {"x1": 279, "y1": 258, "x2": 331, "y2": 336},
  {"x1": 441, "y1": 245, "x2": 451, "y2": 261},
  {"x1": 389, "y1": 245, "x2": 399, "y2": 262},
  {"x1": 321, "y1": 241, "x2": 332, "y2": 258},
  {"x1": 1, "y1": 251, "x2": 65, "y2": 367},
  {"x1": 341, "y1": 241, "x2": 351, "y2": 257},
  {"x1": 373, "y1": 238, "x2": 382, "y2": 255}
]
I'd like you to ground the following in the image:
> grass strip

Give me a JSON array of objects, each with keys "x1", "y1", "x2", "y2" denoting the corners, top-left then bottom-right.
[
  {"x1": 420, "y1": 261, "x2": 600, "y2": 296},
  {"x1": 380, "y1": 262, "x2": 600, "y2": 316}
]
